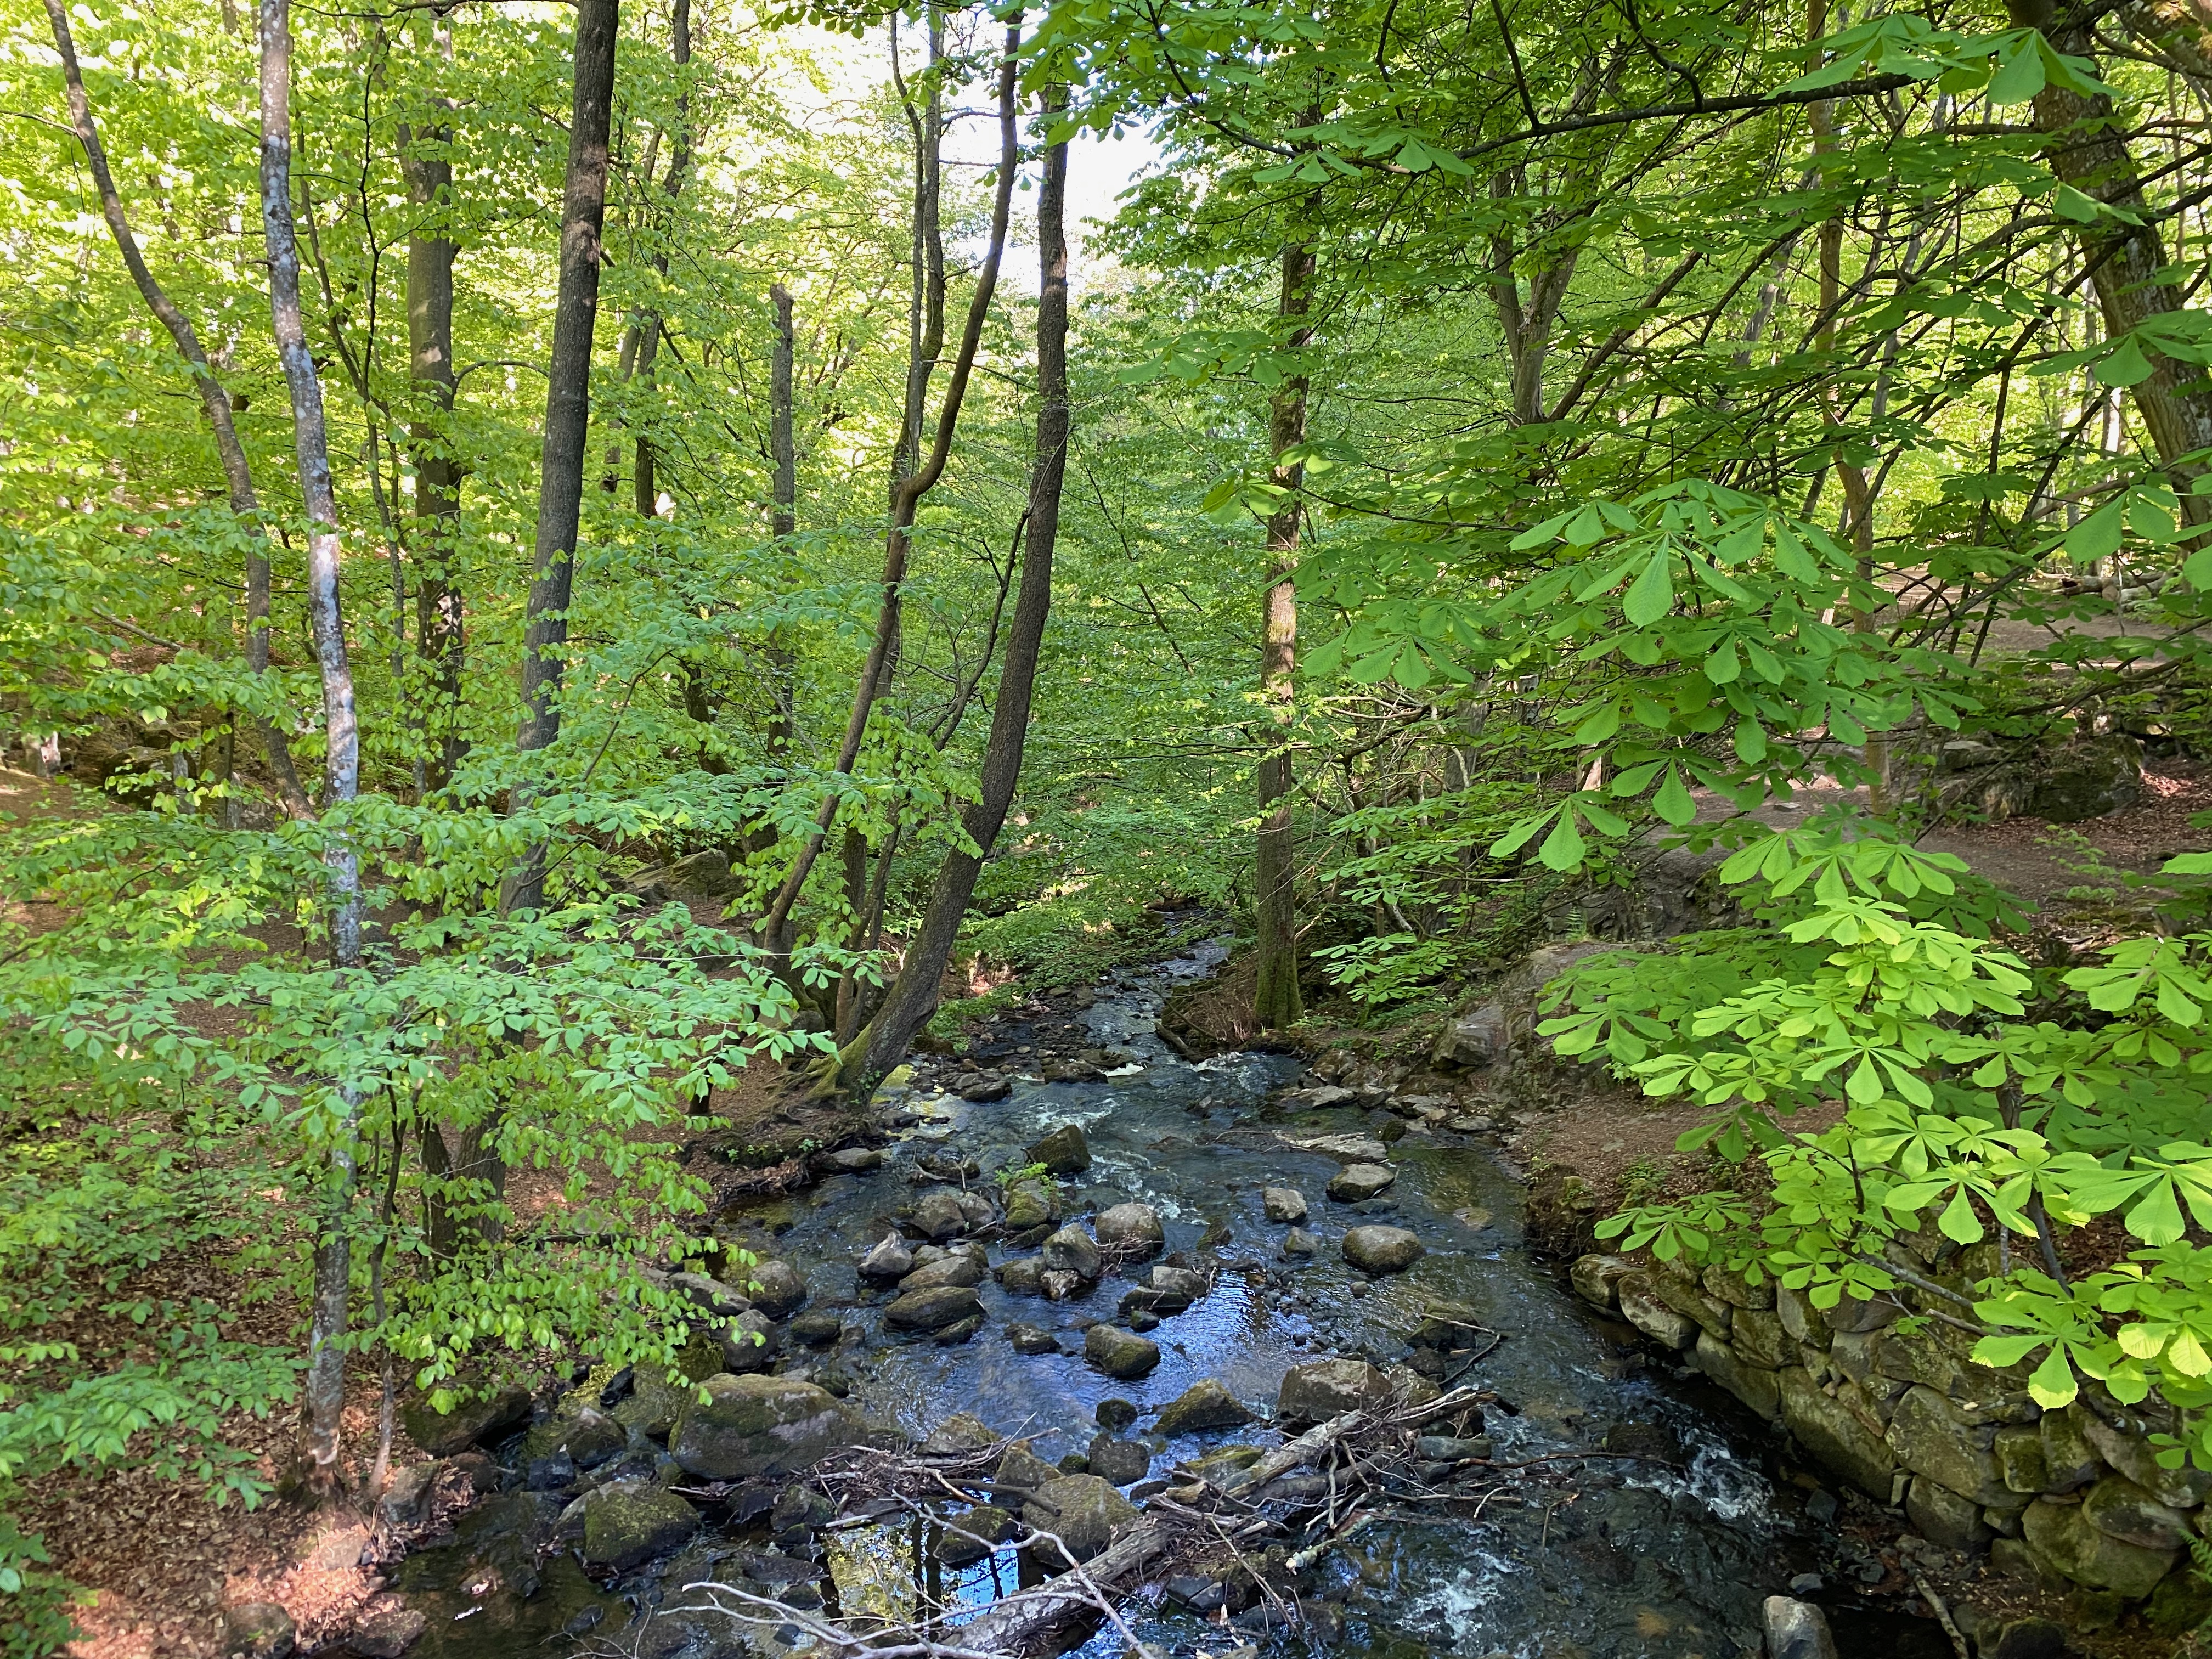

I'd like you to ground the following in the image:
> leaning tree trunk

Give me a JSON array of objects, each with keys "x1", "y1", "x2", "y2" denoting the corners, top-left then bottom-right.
[
  {"x1": 833, "y1": 90, "x2": 1071, "y2": 1098},
  {"x1": 2015, "y1": 0, "x2": 2212, "y2": 518},
  {"x1": 46, "y1": 0, "x2": 309, "y2": 819},
  {"x1": 1252, "y1": 235, "x2": 1313, "y2": 1032},
  {"x1": 505, "y1": 0, "x2": 620, "y2": 918},
  {"x1": 261, "y1": 0, "x2": 365, "y2": 1491},
  {"x1": 402, "y1": 3, "x2": 465, "y2": 794},
  {"x1": 758, "y1": 24, "x2": 1020, "y2": 961}
]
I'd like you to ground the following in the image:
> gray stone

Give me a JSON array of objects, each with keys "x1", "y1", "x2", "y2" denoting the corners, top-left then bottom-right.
[
  {"x1": 1779, "y1": 1366, "x2": 1897, "y2": 1498},
  {"x1": 349, "y1": 1602, "x2": 427, "y2": 1659},
  {"x1": 933, "y1": 1313, "x2": 985, "y2": 1345},
  {"x1": 373, "y1": 1462, "x2": 441, "y2": 1531},
  {"x1": 1025, "y1": 1474, "x2": 1136, "y2": 1564},
  {"x1": 1776, "y1": 1284, "x2": 1816, "y2": 1344},
  {"x1": 399, "y1": 1380, "x2": 532, "y2": 1458},
  {"x1": 742, "y1": 1260, "x2": 809, "y2": 1318},
  {"x1": 899, "y1": 1255, "x2": 985, "y2": 1293},
  {"x1": 1887, "y1": 1386, "x2": 2007, "y2": 1505},
  {"x1": 858, "y1": 1234, "x2": 915, "y2": 1281},
  {"x1": 578, "y1": 1477, "x2": 698, "y2": 1570},
  {"x1": 1002, "y1": 1177, "x2": 1058, "y2": 1230},
  {"x1": 2147, "y1": 1567, "x2": 2212, "y2": 1635},
  {"x1": 789, "y1": 1311, "x2": 845, "y2": 1347},
  {"x1": 1282, "y1": 1227, "x2": 1319, "y2": 1257},
  {"x1": 995, "y1": 1441, "x2": 1060, "y2": 1496},
  {"x1": 1617, "y1": 1273, "x2": 1697, "y2": 1350},
  {"x1": 1095, "y1": 1203, "x2": 1165, "y2": 1254},
  {"x1": 921, "y1": 1413, "x2": 1002, "y2": 1455},
  {"x1": 1085, "y1": 1324, "x2": 1161, "y2": 1379},
  {"x1": 1761, "y1": 1596, "x2": 1839, "y2": 1659},
  {"x1": 1690, "y1": 1331, "x2": 1779, "y2": 1420},
  {"x1": 1263, "y1": 1187, "x2": 1308, "y2": 1224},
  {"x1": 1154, "y1": 1378, "x2": 1255, "y2": 1437},
  {"x1": 936, "y1": 1504, "x2": 1015, "y2": 1566},
  {"x1": 1131, "y1": 1265, "x2": 1210, "y2": 1314},
  {"x1": 1700, "y1": 1264, "x2": 1775, "y2": 1310},
  {"x1": 1415, "y1": 1435, "x2": 1493, "y2": 1462},
  {"x1": 2022, "y1": 1495, "x2": 2176, "y2": 1596},
  {"x1": 1821, "y1": 1293, "x2": 1901, "y2": 1335},
  {"x1": 1342, "y1": 1225, "x2": 1425, "y2": 1274},
  {"x1": 1568, "y1": 1254, "x2": 1631, "y2": 1310},
  {"x1": 2082, "y1": 1474, "x2": 2192, "y2": 1551},
  {"x1": 2079, "y1": 1409, "x2": 2212, "y2": 1508},
  {"x1": 221, "y1": 1602, "x2": 296, "y2": 1659},
  {"x1": 1650, "y1": 1267, "x2": 1733, "y2": 1339},
  {"x1": 669, "y1": 1269, "x2": 753, "y2": 1319},
  {"x1": 1432, "y1": 1001, "x2": 1507, "y2": 1069},
  {"x1": 1732, "y1": 1306, "x2": 1790, "y2": 1370},
  {"x1": 996, "y1": 1256, "x2": 1045, "y2": 1295},
  {"x1": 1984, "y1": 1616, "x2": 2068, "y2": 1659},
  {"x1": 1087, "y1": 1435, "x2": 1152, "y2": 1485},
  {"x1": 1277, "y1": 1357, "x2": 1395, "y2": 1424},
  {"x1": 1025, "y1": 1124, "x2": 1093, "y2": 1175},
  {"x1": 1041, "y1": 1224, "x2": 1103, "y2": 1283},
  {"x1": 2041, "y1": 1406, "x2": 2104, "y2": 1493},
  {"x1": 669, "y1": 1374, "x2": 854, "y2": 1480},
  {"x1": 1007, "y1": 1321, "x2": 1056, "y2": 1353},
  {"x1": 913, "y1": 1189, "x2": 971, "y2": 1241},
  {"x1": 715, "y1": 1310, "x2": 780, "y2": 1374},
  {"x1": 819, "y1": 1146, "x2": 884, "y2": 1173},
  {"x1": 1994, "y1": 1423, "x2": 2050, "y2": 1494},
  {"x1": 1906, "y1": 1475, "x2": 1991, "y2": 1553},
  {"x1": 2029, "y1": 733, "x2": 2142, "y2": 823},
  {"x1": 885, "y1": 1286, "x2": 984, "y2": 1331},
  {"x1": 1327, "y1": 1163, "x2": 1397, "y2": 1203}
]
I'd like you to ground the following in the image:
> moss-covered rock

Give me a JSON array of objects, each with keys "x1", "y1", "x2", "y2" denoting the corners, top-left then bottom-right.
[
  {"x1": 2022, "y1": 1497, "x2": 2176, "y2": 1597},
  {"x1": 578, "y1": 1478, "x2": 698, "y2": 1571},
  {"x1": 1025, "y1": 1474, "x2": 1136, "y2": 1564},
  {"x1": 669, "y1": 1373, "x2": 854, "y2": 1480}
]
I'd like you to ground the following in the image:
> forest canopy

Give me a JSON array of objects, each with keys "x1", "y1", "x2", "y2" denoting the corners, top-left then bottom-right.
[{"x1": 9, "y1": 0, "x2": 2212, "y2": 1641}]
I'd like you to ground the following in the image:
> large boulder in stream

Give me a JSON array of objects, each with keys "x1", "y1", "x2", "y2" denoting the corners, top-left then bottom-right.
[
  {"x1": 669, "y1": 1373, "x2": 855, "y2": 1479},
  {"x1": 742, "y1": 1259, "x2": 810, "y2": 1318},
  {"x1": 1327, "y1": 1164, "x2": 1397, "y2": 1203},
  {"x1": 857, "y1": 1234, "x2": 915, "y2": 1282},
  {"x1": 1154, "y1": 1378, "x2": 1255, "y2": 1436},
  {"x1": 1094, "y1": 1202, "x2": 1165, "y2": 1254},
  {"x1": 1041, "y1": 1224, "x2": 1103, "y2": 1283},
  {"x1": 1277, "y1": 1358, "x2": 1396, "y2": 1424},
  {"x1": 1026, "y1": 1474, "x2": 1137, "y2": 1564},
  {"x1": 912, "y1": 1188, "x2": 972, "y2": 1242},
  {"x1": 899, "y1": 1255, "x2": 984, "y2": 1293},
  {"x1": 1263, "y1": 1187, "x2": 1308, "y2": 1223},
  {"x1": 574, "y1": 1477, "x2": 699, "y2": 1571},
  {"x1": 1342, "y1": 1225, "x2": 1425, "y2": 1274},
  {"x1": 1025, "y1": 1124, "x2": 1093, "y2": 1175},
  {"x1": 884, "y1": 1286, "x2": 984, "y2": 1333},
  {"x1": 1085, "y1": 1324, "x2": 1161, "y2": 1379}
]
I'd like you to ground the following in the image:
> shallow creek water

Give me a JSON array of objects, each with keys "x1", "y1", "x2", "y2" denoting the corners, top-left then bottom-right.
[{"x1": 394, "y1": 943, "x2": 1949, "y2": 1659}]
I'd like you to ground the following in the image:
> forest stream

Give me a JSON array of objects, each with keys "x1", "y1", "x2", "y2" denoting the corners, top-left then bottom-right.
[{"x1": 381, "y1": 941, "x2": 1954, "y2": 1659}]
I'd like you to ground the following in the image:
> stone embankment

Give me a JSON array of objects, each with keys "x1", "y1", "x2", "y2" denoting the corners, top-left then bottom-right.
[{"x1": 1572, "y1": 1246, "x2": 2212, "y2": 1637}]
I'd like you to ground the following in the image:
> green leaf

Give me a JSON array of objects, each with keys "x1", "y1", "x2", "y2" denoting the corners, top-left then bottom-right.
[
  {"x1": 1706, "y1": 638, "x2": 1740, "y2": 684},
  {"x1": 1536, "y1": 809, "x2": 1588, "y2": 871},
  {"x1": 2028, "y1": 1344, "x2": 2080, "y2": 1408},
  {"x1": 1622, "y1": 550, "x2": 1675, "y2": 627},
  {"x1": 2096, "y1": 338, "x2": 2154, "y2": 388},
  {"x1": 1938, "y1": 1184, "x2": 1985, "y2": 1244},
  {"x1": 1988, "y1": 37, "x2": 2047, "y2": 103},
  {"x1": 2055, "y1": 184, "x2": 2102, "y2": 223},
  {"x1": 1652, "y1": 766, "x2": 1697, "y2": 826}
]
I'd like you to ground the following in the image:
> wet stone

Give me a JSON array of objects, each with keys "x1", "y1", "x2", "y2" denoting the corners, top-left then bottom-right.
[
  {"x1": 1085, "y1": 1323, "x2": 1161, "y2": 1379},
  {"x1": 576, "y1": 1478, "x2": 699, "y2": 1571},
  {"x1": 1126, "y1": 1309, "x2": 1160, "y2": 1331},
  {"x1": 221, "y1": 1602, "x2": 295, "y2": 1659},
  {"x1": 1007, "y1": 1322, "x2": 1057, "y2": 1354},
  {"x1": 912, "y1": 1189, "x2": 970, "y2": 1242},
  {"x1": 1087, "y1": 1434, "x2": 1152, "y2": 1485},
  {"x1": 1025, "y1": 1123, "x2": 1093, "y2": 1175},
  {"x1": 898, "y1": 1255, "x2": 984, "y2": 1293},
  {"x1": 1026, "y1": 1474, "x2": 1136, "y2": 1564},
  {"x1": 1278, "y1": 1358, "x2": 1395, "y2": 1423},
  {"x1": 788, "y1": 1311, "x2": 845, "y2": 1347},
  {"x1": 996, "y1": 1256, "x2": 1045, "y2": 1295},
  {"x1": 1095, "y1": 1201, "x2": 1165, "y2": 1253},
  {"x1": 743, "y1": 1260, "x2": 810, "y2": 1318},
  {"x1": 1041, "y1": 1224, "x2": 1103, "y2": 1282},
  {"x1": 349, "y1": 1601, "x2": 427, "y2": 1659},
  {"x1": 857, "y1": 1234, "x2": 914, "y2": 1282},
  {"x1": 1263, "y1": 1187, "x2": 1308, "y2": 1224},
  {"x1": 936, "y1": 1504, "x2": 1015, "y2": 1566},
  {"x1": 995, "y1": 1441, "x2": 1060, "y2": 1497},
  {"x1": 1282, "y1": 1228, "x2": 1319, "y2": 1257},
  {"x1": 670, "y1": 1270, "x2": 754, "y2": 1319},
  {"x1": 818, "y1": 1146, "x2": 883, "y2": 1173},
  {"x1": 1154, "y1": 1378, "x2": 1255, "y2": 1437},
  {"x1": 669, "y1": 1374, "x2": 854, "y2": 1481},
  {"x1": 1327, "y1": 1163, "x2": 1398, "y2": 1203},
  {"x1": 1342, "y1": 1224, "x2": 1425, "y2": 1274},
  {"x1": 1096, "y1": 1398, "x2": 1139, "y2": 1431},
  {"x1": 884, "y1": 1286, "x2": 984, "y2": 1332},
  {"x1": 933, "y1": 1313, "x2": 986, "y2": 1345},
  {"x1": 921, "y1": 1412, "x2": 1001, "y2": 1455}
]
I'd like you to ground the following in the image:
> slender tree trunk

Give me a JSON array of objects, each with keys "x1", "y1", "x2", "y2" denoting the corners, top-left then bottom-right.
[
  {"x1": 504, "y1": 0, "x2": 619, "y2": 918},
  {"x1": 403, "y1": 4, "x2": 465, "y2": 794},
  {"x1": 632, "y1": 0, "x2": 690, "y2": 519},
  {"x1": 759, "y1": 24, "x2": 1021, "y2": 961},
  {"x1": 836, "y1": 90, "x2": 1070, "y2": 1097},
  {"x1": 890, "y1": 8, "x2": 946, "y2": 497},
  {"x1": 46, "y1": 0, "x2": 309, "y2": 819},
  {"x1": 2013, "y1": 0, "x2": 2212, "y2": 519},
  {"x1": 772, "y1": 283, "x2": 797, "y2": 542},
  {"x1": 1252, "y1": 235, "x2": 1313, "y2": 1032},
  {"x1": 261, "y1": 0, "x2": 364, "y2": 1491}
]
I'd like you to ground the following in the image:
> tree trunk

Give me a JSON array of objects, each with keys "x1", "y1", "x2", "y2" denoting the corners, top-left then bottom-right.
[
  {"x1": 403, "y1": 5, "x2": 465, "y2": 794},
  {"x1": 2015, "y1": 0, "x2": 2212, "y2": 516},
  {"x1": 631, "y1": 0, "x2": 690, "y2": 519},
  {"x1": 1252, "y1": 235, "x2": 1313, "y2": 1032},
  {"x1": 261, "y1": 0, "x2": 364, "y2": 1491},
  {"x1": 835, "y1": 89, "x2": 1070, "y2": 1097},
  {"x1": 505, "y1": 0, "x2": 619, "y2": 917},
  {"x1": 45, "y1": 0, "x2": 309, "y2": 819},
  {"x1": 890, "y1": 8, "x2": 946, "y2": 497},
  {"x1": 758, "y1": 25, "x2": 1021, "y2": 961}
]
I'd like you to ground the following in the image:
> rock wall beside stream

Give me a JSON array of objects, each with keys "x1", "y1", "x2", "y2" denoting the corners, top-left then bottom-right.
[{"x1": 1571, "y1": 1248, "x2": 2212, "y2": 1633}]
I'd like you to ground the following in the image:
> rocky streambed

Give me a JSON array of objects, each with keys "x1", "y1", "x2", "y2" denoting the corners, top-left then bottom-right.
[{"x1": 330, "y1": 941, "x2": 1960, "y2": 1659}]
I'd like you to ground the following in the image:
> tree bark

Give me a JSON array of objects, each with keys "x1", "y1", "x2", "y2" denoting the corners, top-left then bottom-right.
[
  {"x1": 45, "y1": 0, "x2": 309, "y2": 819},
  {"x1": 2015, "y1": 0, "x2": 2212, "y2": 516},
  {"x1": 758, "y1": 23, "x2": 1021, "y2": 961},
  {"x1": 261, "y1": 0, "x2": 364, "y2": 1490},
  {"x1": 505, "y1": 0, "x2": 620, "y2": 916},
  {"x1": 632, "y1": 0, "x2": 690, "y2": 519},
  {"x1": 890, "y1": 7, "x2": 946, "y2": 498},
  {"x1": 402, "y1": 4, "x2": 465, "y2": 794},
  {"x1": 834, "y1": 88, "x2": 1070, "y2": 1097},
  {"x1": 1252, "y1": 234, "x2": 1313, "y2": 1032}
]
